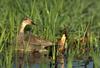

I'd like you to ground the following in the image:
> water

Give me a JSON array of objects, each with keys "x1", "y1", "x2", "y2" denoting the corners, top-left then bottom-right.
[
  {"x1": 13, "y1": 51, "x2": 94, "y2": 68},
  {"x1": 13, "y1": 61, "x2": 94, "y2": 68},
  {"x1": 13, "y1": 59, "x2": 94, "y2": 68}
]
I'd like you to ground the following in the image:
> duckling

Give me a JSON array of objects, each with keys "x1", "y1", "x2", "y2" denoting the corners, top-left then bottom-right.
[
  {"x1": 57, "y1": 28, "x2": 68, "y2": 54},
  {"x1": 17, "y1": 17, "x2": 53, "y2": 52},
  {"x1": 57, "y1": 34, "x2": 66, "y2": 54},
  {"x1": 55, "y1": 32, "x2": 67, "y2": 68}
]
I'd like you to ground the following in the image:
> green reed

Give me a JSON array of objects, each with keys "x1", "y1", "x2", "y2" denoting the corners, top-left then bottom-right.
[{"x1": 0, "y1": 0, "x2": 100, "y2": 68}]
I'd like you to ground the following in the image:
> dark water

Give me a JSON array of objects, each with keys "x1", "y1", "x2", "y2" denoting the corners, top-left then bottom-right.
[
  {"x1": 72, "y1": 60, "x2": 94, "y2": 68},
  {"x1": 13, "y1": 58, "x2": 94, "y2": 68},
  {"x1": 13, "y1": 61, "x2": 94, "y2": 68},
  {"x1": 13, "y1": 50, "x2": 94, "y2": 68}
]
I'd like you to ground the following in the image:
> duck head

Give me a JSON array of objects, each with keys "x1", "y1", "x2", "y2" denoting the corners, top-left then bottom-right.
[
  {"x1": 20, "y1": 17, "x2": 35, "y2": 33},
  {"x1": 22, "y1": 17, "x2": 35, "y2": 26}
]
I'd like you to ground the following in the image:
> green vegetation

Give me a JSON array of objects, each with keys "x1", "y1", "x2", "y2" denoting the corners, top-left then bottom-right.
[{"x1": 0, "y1": 0, "x2": 100, "y2": 68}]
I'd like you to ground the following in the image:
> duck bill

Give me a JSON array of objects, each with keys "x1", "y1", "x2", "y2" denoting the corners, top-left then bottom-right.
[{"x1": 32, "y1": 21, "x2": 36, "y2": 25}]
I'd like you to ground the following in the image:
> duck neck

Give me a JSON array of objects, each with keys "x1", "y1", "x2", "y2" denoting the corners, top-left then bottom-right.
[{"x1": 19, "y1": 23, "x2": 27, "y2": 33}]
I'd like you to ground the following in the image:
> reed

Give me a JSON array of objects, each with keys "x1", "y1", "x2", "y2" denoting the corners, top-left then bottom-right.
[{"x1": 0, "y1": 0, "x2": 100, "y2": 68}]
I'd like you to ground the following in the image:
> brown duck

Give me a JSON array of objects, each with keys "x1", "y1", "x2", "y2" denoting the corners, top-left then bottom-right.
[
  {"x1": 57, "y1": 34, "x2": 67, "y2": 54},
  {"x1": 57, "y1": 28, "x2": 68, "y2": 54},
  {"x1": 16, "y1": 18, "x2": 54, "y2": 68},
  {"x1": 17, "y1": 17, "x2": 53, "y2": 52}
]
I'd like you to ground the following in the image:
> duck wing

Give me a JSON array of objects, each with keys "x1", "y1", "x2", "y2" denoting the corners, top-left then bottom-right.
[{"x1": 25, "y1": 32, "x2": 53, "y2": 48}]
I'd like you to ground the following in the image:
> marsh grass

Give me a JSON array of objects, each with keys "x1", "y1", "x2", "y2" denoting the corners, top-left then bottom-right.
[{"x1": 0, "y1": 0, "x2": 100, "y2": 68}]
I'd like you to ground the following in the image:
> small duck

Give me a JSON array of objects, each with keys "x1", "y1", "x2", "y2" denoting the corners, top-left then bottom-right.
[
  {"x1": 57, "y1": 28, "x2": 68, "y2": 54},
  {"x1": 57, "y1": 34, "x2": 67, "y2": 54}
]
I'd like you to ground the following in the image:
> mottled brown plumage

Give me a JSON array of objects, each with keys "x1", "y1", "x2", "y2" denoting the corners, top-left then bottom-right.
[
  {"x1": 16, "y1": 18, "x2": 53, "y2": 68},
  {"x1": 57, "y1": 34, "x2": 66, "y2": 54},
  {"x1": 17, "y1": 17, "x2": 53, "y2": 52}
]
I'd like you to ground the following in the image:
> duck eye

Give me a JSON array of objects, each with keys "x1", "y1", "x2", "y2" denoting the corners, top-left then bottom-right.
[{"x1": 24, "y1": 17, "x2": 28, "y2": 20}]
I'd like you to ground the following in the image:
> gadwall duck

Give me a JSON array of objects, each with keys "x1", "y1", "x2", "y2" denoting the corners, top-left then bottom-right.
[
  {"x1": 16, "y1": 17, "x2": 53, "y2": 68},
  {"x1": 17, "y1": 17, "x2": 53, "y2": 52}
]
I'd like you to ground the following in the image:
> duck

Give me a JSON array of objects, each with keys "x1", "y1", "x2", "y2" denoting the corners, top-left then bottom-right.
[
  {"x1": 57, "y1": 28, "x2": 68, "y2": 54},
  {"x1": 57, "y1": 34, "x2": 67, "y2": 54},
  {"x1": 16, "y1": 17, "x2": 54, "y2": 68},
  {"x1": 17, "y1": 17, "x2": 53, "y2": 52},
  {"x1": 69, "y1": 31, "x2": 91, "y2": 60}
]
